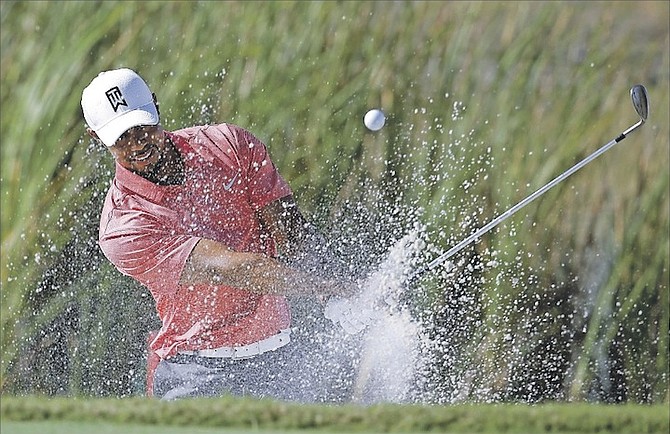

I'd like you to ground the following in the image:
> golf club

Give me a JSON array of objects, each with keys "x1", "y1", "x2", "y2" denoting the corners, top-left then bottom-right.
[{"x1": 409, "y1": 84, "x2": 649, "y2": 282}]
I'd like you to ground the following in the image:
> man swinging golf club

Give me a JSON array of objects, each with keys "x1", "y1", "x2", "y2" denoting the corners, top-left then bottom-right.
[{"x1": 81, "y1": 68, "x2": 369, "y2": 401}]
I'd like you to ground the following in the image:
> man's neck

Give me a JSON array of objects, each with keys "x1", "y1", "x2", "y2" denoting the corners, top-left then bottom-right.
[{"x1": 142, "y1": 138, "x2": 185, "y2": 186}]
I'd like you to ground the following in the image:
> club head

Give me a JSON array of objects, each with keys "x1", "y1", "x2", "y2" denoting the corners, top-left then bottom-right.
[{"x1": 631, "y1": 84, "x2": 649, "y2": 122}]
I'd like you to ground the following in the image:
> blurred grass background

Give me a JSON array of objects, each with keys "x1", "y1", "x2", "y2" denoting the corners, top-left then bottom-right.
[{"x1": 1, "y1": 0, "x2": 668, "y2": 404}]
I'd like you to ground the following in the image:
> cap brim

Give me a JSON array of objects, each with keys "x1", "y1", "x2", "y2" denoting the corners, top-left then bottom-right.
[{"x1": 96, "y1": 103, "x2": 159, "y2": 146}]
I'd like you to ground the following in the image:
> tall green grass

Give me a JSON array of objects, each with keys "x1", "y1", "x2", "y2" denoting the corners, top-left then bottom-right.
[{"x1": 1, "y1": 1, "x2": 668, "y2": 403}]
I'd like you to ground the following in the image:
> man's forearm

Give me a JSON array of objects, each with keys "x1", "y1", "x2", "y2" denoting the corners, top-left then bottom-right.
[
  {"x1": 258, "y1": 196, "x2": 352, "y2": 280},
  {"x1": 180, "y1": 238, "x2": 354, "y2": 296}
]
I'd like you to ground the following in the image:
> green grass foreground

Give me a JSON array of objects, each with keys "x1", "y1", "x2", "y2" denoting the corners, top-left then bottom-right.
[
  {"x1": 1, "y1": 395, "x2": 668, "y2": 434},
  {"x1": 2, "y1": 420, "x2": 277, "y2": 434}
]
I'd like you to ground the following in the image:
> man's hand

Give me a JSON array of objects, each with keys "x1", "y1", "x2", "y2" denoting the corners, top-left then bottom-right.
[{"x1": 324, "y1": 295, "x2": 378, "y2": 334}]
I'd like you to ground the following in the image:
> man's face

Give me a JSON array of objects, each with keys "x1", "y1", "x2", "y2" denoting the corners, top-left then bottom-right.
[{"x1": 109, "y1": 125, "x2": 167, "y2": 177}]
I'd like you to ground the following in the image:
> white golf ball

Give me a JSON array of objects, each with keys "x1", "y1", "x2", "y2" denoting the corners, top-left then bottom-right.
[{"x1": 364, "y1": 109, "x2": 386, "y2": 131}]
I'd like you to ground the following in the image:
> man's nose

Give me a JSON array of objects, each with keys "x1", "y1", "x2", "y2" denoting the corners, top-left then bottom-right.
[{"x1": 130, "y1": 142, "x2": 148, "y2": 152}]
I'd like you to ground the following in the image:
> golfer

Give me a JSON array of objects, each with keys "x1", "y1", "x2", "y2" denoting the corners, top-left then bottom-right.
[{"x1": 81, "y1": 68, "x2": 359, "y2": 401}]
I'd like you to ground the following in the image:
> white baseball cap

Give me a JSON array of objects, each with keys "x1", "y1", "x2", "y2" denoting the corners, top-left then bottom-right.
[{"x1": 81, "y1": 68, "x2": 159, "y2": 146}]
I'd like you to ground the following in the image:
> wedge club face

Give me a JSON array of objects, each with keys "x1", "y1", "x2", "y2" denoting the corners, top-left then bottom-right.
[{"x1": 631, "y1": 84, "x2": 649, "y2": 122}]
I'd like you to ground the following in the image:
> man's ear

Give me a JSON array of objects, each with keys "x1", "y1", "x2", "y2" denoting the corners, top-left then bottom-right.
[
  {"x1": 87, "y1": 128, "x2": 101, "y2": 141},
  {"x1": 153, "y1": 93, "x2": 160, "y2": 117},
  {"x1": 87, "y1": 128, "x2": 109, "y2": 148}
]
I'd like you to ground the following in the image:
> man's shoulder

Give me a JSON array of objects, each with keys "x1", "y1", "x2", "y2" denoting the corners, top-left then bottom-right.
[
  {"x1": 168, "y1": 123, "x2": 255, "y2": 162},
  {"x1": 169, "y1": 123, "x2": 245, "y2": 141}
]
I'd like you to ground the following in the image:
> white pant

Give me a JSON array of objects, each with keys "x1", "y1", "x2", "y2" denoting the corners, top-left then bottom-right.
[{"x1": 153, "y1": 323, "x2": 358, "y2": 402}]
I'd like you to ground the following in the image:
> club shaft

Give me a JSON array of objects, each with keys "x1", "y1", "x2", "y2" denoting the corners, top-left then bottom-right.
[{"x1": 413, "y1": 119, "x2": 644, "y2": 279}]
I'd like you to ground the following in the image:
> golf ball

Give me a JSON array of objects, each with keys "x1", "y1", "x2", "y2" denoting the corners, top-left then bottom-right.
[{"x1": 364, "y1": 109, "x2": 386, "y2": 131}]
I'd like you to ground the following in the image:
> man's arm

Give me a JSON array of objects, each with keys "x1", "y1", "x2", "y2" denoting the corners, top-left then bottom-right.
[
  {"x1": 179, "y1": 195, "x2": 354, "y2": 296},
  {"x1": 260, "y1": 196, "x2": 378, "y2": 334},
  {"x1": 257, "y1": 195, "x2": 351, "y2": 280}
]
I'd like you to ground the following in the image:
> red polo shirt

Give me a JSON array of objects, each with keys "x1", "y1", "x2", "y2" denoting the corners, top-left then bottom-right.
[{"x1": 99, "y1": 124, "x2": 292, "y2": 359}]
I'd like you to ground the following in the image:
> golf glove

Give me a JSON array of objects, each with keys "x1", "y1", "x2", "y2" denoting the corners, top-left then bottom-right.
[{"x1": 324, "y1": 296, "x2": 376, "y2": 334}]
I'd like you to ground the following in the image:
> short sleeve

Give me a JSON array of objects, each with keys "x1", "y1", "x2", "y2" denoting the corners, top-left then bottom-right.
[
  {"x1": 233, "y1": 126, "x2": 292, "y2": 211},
  {"x1": 99, "y1": 205, "x2": 200, "y2": 294},
  {"x1": 181, "y1": 124, "x2": 292, "y2": 212}
]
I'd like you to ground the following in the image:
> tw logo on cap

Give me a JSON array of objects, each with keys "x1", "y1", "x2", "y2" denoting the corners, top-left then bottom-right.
[{"x1": 105, "y1": 86, "x2": 128, "y2": 112}]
